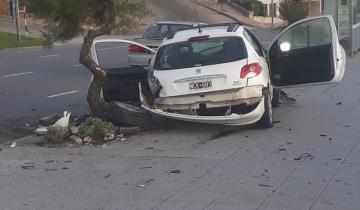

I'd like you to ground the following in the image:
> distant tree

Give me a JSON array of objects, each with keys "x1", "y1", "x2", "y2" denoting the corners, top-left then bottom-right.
[
  {"x1": 279, "y1": 0, "x2": 308, "y2": 24},
  {"x1": 31, "y1": 0, "x2": 148, "y2": 117}
]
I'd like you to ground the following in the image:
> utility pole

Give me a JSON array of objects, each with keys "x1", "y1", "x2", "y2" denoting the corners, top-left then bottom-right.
[
  {"x1": 271, "y1": 0, "x2": 274, "y2": 27},
  {"x1": 349, "y1": 0, "x2": 353, "y2": 56},
  {"x1": 15, "y1": 0, "x2": 21, "y2": 42}
]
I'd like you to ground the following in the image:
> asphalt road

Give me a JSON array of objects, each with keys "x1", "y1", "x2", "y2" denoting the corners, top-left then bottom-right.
[
  {"x1": 0, "y1": 0, "x2": 234, "y2": 140},
  {"x1": 0, "y1": 0, "x2": 280, "y2": 141}
]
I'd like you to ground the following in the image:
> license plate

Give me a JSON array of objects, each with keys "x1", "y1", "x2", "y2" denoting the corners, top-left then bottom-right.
[{"x1": 189, "y1": 80, "x2": 212, "y2": 90}]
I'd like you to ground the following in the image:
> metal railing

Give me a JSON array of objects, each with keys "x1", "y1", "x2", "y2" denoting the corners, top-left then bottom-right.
[{"x1": 352, "y1": 23, "x2": 360, "y2": 55}]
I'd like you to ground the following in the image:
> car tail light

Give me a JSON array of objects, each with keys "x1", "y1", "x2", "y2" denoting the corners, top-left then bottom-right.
[
  {"x1": 240, "y1": 63, "x2": 262, "y2": 79},
  {"x1": 128, "y1": 44, "x2": 150, "y2": 53},
  {"x1": 188, "y1": 35, "x2": 210, "y2": 42}
]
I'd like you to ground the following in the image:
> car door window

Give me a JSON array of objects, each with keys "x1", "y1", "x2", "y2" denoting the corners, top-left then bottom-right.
[
  {"x1": 277, "y1": 18, "x2": 332, "y2": 51},
  {"x1": 269, "y1": 17, "x2": 336, "y2": 87},
  {"x1": 243, "y1": 29, "x2": 263, "y2": 56}
]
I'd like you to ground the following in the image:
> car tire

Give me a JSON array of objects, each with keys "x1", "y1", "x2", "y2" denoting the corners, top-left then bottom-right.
[
  {"x1": 258, "y1": 90, "x2": 273, "y2": 129},
  {"x1": 105, "y1": 101, "x2": 152, "y2": 128},
  {"x1": 272, "y1": 88, "x2": 280, "y2": 107}
]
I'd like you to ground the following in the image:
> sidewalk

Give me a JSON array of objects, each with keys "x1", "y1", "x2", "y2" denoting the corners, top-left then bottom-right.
[
  {"x1": 0, "y1": 16, "x2": 44, "y2": 38},
  {"x1": 192, "y1": 0, "x2": 284, "y2": 28}
]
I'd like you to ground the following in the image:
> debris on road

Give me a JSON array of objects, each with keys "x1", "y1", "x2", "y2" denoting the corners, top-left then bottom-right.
[
  {"x1": 45, "y1": 168, "x2": 57, "y2": 171},
  {"x1": 39, "y1": 114, "x2": 61, "y2": 126},
  {"x1": 104, "y1": 174, "x2": 111, "y2": 179},
  {"x1": 294, "y1": 153, "x2": 314, "y2": 161},
  {"x1": 278, "y1": 148, "x2": 286, "y2": 151},
  {"x1": 258, "y1": 184, "x2": 272, "y2": 187},
  {"x1": 54, "y1": 111, "x2": 71, "y2": 128},
  {"x1": 22, "y1": 165, "x2": 36, "y2": 169},
  {"x1": 169, "y1": 169, "x2": 181, "y2": 174},
  {"x1": 70, "y1": 135, "x2": 83, "y2": 145},
  {"x1": 320, "y1": 134, "x2": 328, "y2": 137},
  {"x1": 117, "y1": 127, "x2": 141, "y2": 135},
  {"x1": 137, "y1": 178, "x2": 154, "y2": 188},
  {"x1": 10, "y1": 142, "x2": 16, "y2": 148},
  {"x1": 336, "y1": 101, "x2": 342, "y2": 105}
]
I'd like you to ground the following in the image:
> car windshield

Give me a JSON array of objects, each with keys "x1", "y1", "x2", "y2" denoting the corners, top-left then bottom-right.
[
  {"x1": 155, "y1": 36, "x2": 247, "y2": 70},
  {"x1": 143, "y1": 24, "x2": 192, "y2": 39}
]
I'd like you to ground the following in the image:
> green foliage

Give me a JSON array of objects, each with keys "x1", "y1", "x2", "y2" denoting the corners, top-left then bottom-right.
[
  {"x1": 45, "y1": 126, "x2": 68, "y2": 143},
  {"x1": 31, "y1": 0, "x2": 148, "y2": 43},
  {"x1": 279, "y1": 0, "x2": 308, "y2": 24},
  {"x1": 79, "y1": 117, "x2": 114, "y2": 140},
  {"x1": 233, "y1": 0, "x2": 265, "y2": 16},
  {"x1": 0, "y1": 32, "x2": 45, "y2": 49}
]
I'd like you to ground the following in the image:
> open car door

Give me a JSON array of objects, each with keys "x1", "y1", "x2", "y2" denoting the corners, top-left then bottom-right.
[
  {"x1": 89, "y1": 39, "x2": 156, "y2": 103},
  {"x1": 268, "y1": 16, "x2": 346, "y2": 87}
]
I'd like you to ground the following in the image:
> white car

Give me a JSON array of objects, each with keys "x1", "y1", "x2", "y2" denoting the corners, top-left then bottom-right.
[{"x1": 91, "y1": 16, "x2": 346, "y2": 128}]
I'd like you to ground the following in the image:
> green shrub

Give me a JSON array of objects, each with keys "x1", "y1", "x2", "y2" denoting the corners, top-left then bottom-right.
[
  {"x1": 45, "y1": 126, "x2": 68, "y2": 143},
  {"x1": 233, "y1": 0, "x2": 265, "y2": 16},
  {"x1": 279, "y1": 0, "x2": 308, "y2": 24},
  {"x1": 79, "y1": 117, "x2": 114, "y2": 140}
]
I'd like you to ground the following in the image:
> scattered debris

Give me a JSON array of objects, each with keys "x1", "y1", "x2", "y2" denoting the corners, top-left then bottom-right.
[
  {"x1": 70, "y1": 135, "x2": 83, "y2": 145},
  {"x1": 104, "y1": 174, "x2": 111, "y2": 179},
  {"x1": 117, "y1": 127, "x2": 141, "y2": 135},
  {"x1": 258, "y1": 184, "x2": 272, "y2": 187},
  {"x1": 344, "y1": 125, "x2": 351, "y2": 128},
  {"x1": 83, "y1": 136, "x2": 92, "y2": 144},
  {"x1": 328, "y1": 138, "x2": 333, "y2": 141},
  {"x1": 22, "y1": 165, "x2": 36, "y2": 169},
  {"x1": 62, "y1": 167, "x2": 68, "y2": 170},
  {"x1": 280, "y1": 90, "x2": 296, "y2": 104},
  {"x1": 137, "y1": 178, "x2": 154, "y2": 187},
  {"x1": 336, "y1": 101, "x2": 342, "y2": 105},
  {"x1": 288, "y1": 128, "x2": 292, "y2": 131},
  {"x1": 208, "y1": 127, "x2": 237, "y2": 141},
  {"x1": 320, "y1": 134, "x2": 328, "y2": 137},
  {"x1": 294, "y1": 153, "x2": 314, "y2": 161},
  {"x1": 139, "y1": 166, "x2": 153, "y2": 169},
  {"x1": 34, "y1": 126, "x2": 48, "y2": 136},
  {"x1": 169, "y1": 169, "x2": 181, "y2": 174},
  {"x1": 10, "y1": 142, "x2": 16, "y2": 148},
  {"x1": 278, "y1": 148, "x2": 286, "y2": 151},
  {"x1": 39, "y1": 114, "x2": 61, "y2": 126},
  {"x1": 70, "y1": 126, "x2": 79, "y2": 135},
  {"x1": 45, "y1": 168, "x2": 57, "y2": 171},
  {"x1": 54, "y1": 111, "x2": 71, "y2": 128}
]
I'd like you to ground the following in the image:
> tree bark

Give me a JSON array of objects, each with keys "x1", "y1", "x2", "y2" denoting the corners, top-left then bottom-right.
[{"x1": 79, "y1": 27, "x2": 111, "y2": 117}]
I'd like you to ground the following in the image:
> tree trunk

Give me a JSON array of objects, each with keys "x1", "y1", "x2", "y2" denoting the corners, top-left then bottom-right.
[{"x1": 79, "y1": 27, "x2": 111, "y2": 117}]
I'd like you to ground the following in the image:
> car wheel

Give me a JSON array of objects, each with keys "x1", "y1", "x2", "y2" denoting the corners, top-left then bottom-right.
[
  {"x1": 272, "y1": 88, "x2": 280, "y2": 107},
  {"x1": 258, "y1": 90, "x2": 273, "y2": 129},
  {"x1": 105, "y1": 101, "x2": 152, "y2": 128}
]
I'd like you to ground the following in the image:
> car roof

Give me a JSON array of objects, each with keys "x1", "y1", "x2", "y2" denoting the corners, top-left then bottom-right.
[
  {"x1": 154, "y1": 21, "x2": 207, "y2": 25},
  {"x1": 161, "y1": 24, "x2": 245, "y2": 45}
]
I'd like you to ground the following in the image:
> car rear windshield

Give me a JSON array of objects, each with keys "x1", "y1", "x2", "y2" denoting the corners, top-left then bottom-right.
[
  {"x1": 154, "y1": 36, "x2": 247, "y2": 70},
  {"x1": 143, "y1": 24, "x2": 192, "y2": 39}
]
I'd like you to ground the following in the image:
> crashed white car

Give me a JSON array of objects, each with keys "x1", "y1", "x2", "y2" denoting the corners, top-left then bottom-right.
[{"x1": 92, "y1": 16, "x2": 346, "y2": 128}]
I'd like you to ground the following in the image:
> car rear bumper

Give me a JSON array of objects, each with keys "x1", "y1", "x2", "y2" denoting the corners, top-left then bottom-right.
[{"x1": 142, "y1": 96, "x2": 265, "y2": 126}]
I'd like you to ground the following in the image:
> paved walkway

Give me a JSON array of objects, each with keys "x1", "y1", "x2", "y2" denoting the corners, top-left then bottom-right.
[{"x1": 192, "y1": 0, "x2": 284, "y2": 28}]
